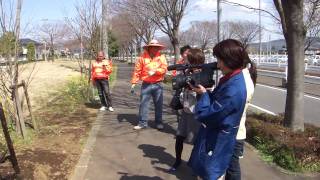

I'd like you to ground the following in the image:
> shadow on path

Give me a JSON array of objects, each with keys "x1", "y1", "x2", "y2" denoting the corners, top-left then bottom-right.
[{"x1": 138, "y1": 144, "x2": 197, "y2": 180}]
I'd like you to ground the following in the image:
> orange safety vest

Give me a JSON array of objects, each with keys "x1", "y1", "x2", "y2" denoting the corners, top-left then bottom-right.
[
  {"x1": 91, "y1": 59, "x2": 112, "y2": 80},
  {"x1": 172, "y1": 58, "x2": 185, "y2": 76},
  {"x1": 131, "y1": 51, "x2": 167, "y2": 84}
]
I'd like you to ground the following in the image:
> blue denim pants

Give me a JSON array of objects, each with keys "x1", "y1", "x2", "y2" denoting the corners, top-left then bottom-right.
[{"x1": 138, "y1": 82, "x2": 163, "y2": 126}]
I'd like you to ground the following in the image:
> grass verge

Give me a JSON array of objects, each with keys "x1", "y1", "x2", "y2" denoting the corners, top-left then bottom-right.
[
  {"x1": 246, "y1": 112, "x2": 320, "y2": 173},
  {"x1": 0, "y1": 66, "x2": 118, "y2": 179}
]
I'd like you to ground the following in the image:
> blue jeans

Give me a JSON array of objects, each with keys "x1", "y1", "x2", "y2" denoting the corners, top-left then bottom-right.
[
  {"x1": 225, "y1": 140, "x2": 244, "y2": 180},
  {"x1": 138, "y1": 82, "x2": 163, "y2": 126}
]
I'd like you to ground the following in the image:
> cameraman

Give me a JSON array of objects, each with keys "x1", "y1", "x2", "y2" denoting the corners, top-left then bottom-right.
[
  {"x1": 169, "y1": 48, "x2": 204, "y2": 172},
  {"x1": 188, "y1": 39, "x2": 256, "y2": 180},
  {"x1": 172, "y1": 45, "x2": 191, "y2": 76}
]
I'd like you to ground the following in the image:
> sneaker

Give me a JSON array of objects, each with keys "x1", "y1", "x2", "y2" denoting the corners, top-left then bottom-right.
[
  {"x1": 133, "y1": 125, "x2": 147, "y2": 130},
  {"x1": 156, "y1": 123, "x2": 164, "y2": 130},
  {"x1": 99, "y1": 106, "x2": 106, "y2": 111},
  {"x1": 108, "y1": 107, "x2": 114, "y2": 112}
]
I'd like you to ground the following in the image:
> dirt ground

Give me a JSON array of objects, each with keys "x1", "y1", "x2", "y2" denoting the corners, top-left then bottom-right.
[
  {"x1": 19, "y1": 61, "x2": 81, "y2": 109},
  {"x1": 0, "y1": 60, "x2": 97, "y2": 179}
]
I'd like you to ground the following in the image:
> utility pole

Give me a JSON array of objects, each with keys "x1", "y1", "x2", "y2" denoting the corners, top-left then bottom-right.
[
  {"x1": 217, "y1": 0, "x2": 221, "y2": 43},
  {"x1": 259, "y1": 0, "x2": 262, "y2": 63},
  {"x1": 102, "y1": 0, "x2": 109, "y2": 59},
  {"x1": 216, "y1": 0, "x2": 221, "y2": 83}
]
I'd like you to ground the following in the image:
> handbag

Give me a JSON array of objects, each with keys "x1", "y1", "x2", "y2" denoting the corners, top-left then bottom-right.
[{"x1": 170, "y1": 90, "x2": 183, "y2": 110}]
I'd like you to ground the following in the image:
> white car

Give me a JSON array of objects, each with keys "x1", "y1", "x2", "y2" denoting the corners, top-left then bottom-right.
[{"x1": 310, "y1": 55, "x2": 320, "y2": 65}]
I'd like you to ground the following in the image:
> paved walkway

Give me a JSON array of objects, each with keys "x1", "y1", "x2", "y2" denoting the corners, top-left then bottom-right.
[{"x1": 72, "y1": 62, "x2": 318, "y2": 180}]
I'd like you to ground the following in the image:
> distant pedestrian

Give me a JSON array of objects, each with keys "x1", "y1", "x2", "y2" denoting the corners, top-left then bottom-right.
[
  {"x1": 188, "y1": 39, "x2": 256, "y2": 180},
  {"x1": 130, "y1": 39, "x2": 168, "y2": 130},
  {"x1": 91, "y1": 51, "x2": 114, "y2": 112}
]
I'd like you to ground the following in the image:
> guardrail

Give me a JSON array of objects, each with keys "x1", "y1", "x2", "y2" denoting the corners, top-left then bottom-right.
[{"x1": 258, "y1": 69, "x2": 320, "y2": 85}]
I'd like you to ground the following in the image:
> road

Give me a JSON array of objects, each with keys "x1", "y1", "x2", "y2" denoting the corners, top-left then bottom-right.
[{"x1": 250, "y1": 84, "x2": 320, "y2": 127}]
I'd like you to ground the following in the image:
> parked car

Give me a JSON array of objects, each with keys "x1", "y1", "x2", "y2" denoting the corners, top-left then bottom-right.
[{"x1": 308, "y1": 55, "x2": 320, "y2": 65}]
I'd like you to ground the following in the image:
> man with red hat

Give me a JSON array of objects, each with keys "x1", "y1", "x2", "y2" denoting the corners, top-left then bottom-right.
[
  {"x1": 131, "y1": 39, "x2": 168, "y2": 130},
  {"x1": 91, "y1": 51, "x2": 114, "y2": 112}
]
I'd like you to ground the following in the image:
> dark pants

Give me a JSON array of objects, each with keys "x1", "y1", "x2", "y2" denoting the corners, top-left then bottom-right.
[
  {"x1": 138, "y1": 82, "x2": 163, "y2": 126},
  {"x1": 95, "y1": 79, "x2": 112, "y2": 107},
  {"x1": 225, "y1": 140, "x2": 245, "y2": 180}
]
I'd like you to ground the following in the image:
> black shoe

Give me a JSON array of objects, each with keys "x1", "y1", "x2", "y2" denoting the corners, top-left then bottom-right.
[
  {"x1": 156, "y1": 123, "x2": 164, "y2": 130},
  {"x1": 168, "y1": 160, "x2": 181, "y2": 172}
]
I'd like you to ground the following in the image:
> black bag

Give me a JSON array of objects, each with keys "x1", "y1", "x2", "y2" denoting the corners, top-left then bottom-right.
[{"x1": 170, "y1": 90, "x2": 183, "y2": 110}]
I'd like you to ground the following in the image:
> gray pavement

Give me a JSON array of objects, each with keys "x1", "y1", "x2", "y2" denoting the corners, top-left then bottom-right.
[
  {"x1": 251, "y1": 83, "x2": 320, "y2": 127},
  {"x1": 72, "y1": 62, "x2": 318, "y2": 180}
]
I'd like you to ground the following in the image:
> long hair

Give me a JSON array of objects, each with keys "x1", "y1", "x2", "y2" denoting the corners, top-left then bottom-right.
[{"x1": 212, "y1": 39, "x2": 257, "y2": 85}]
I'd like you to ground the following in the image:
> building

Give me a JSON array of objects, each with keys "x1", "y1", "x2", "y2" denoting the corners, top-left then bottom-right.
[{"x1": 19, "y1": 38, "x2": 43, "y2": 60}]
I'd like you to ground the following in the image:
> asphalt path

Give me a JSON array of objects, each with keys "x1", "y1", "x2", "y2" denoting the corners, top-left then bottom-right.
[{"x1": 250, "y1": 84, "x2": 320, "y2": 127}]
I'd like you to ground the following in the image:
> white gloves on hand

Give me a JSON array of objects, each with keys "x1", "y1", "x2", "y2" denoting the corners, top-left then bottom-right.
[
  {"x1": 130, "y1": 84, "x2": 136, "y2": 94},
  {"x1": 148, "y1": 70, "x2": 156, "y2": 76}
]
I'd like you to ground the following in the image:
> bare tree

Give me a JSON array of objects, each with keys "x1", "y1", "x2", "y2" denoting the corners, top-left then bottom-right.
[
  {"x1": 304, "y1": 0, "x2": 320, "y2": 50},
  {"x1": 0, "y1": 0, "x2": 39, "y2": 137},
  {"x1": 111, "y1": 13, "x2": 137, "y2": 61},
  {"x1": 221, "y1": 0, "x2": 312, "y2": 132},
  {"x1": 273, "y1": 0, "x2": 306, "y2": 131},
  {"x1": 0, "y1": 0, "x2": 15, "y2": 33},
  {"x1": 180, "y1": 20, "x2": 217, "y2": 50},
  {"x1": 115, "y1": 0, "x2": 189, "y2": 63},
  {"x1": 66, "y1": 0, "x2": 101, "y2": 57},
  {"x1": 38, "y1": 22, "x2": 67, "y2": 61},
  {"x1": 220, "y1": 21, "x2": 237, "y2": 40},
  {"x1": 231, "y1": 21, "x2": 260, "y2": 48}
]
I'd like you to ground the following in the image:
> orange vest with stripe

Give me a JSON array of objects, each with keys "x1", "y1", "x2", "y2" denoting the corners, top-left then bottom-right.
[
  {"x1": 91, "y1": 60, "x2": 112, "y2": 80},
  {"x1": 131, "y1": 51, "x2": 167, "y2": 84}
]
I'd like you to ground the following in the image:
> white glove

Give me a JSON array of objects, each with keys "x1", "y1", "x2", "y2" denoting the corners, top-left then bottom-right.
[
  {"x1": 130, "y1": 84, "x2": 136, "y2": 94},
  {"x1": 148, "y1": 70, "x2": 156, "y2": 76}
]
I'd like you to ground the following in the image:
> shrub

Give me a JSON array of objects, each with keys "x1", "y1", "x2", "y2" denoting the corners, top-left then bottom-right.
[{"x1": 246, "y1": 113, "x2": 320, "y2": 172}]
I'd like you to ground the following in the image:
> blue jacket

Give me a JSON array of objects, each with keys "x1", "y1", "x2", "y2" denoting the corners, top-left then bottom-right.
[{"x1": 188, "y1": 72, "x2": 248, "y2": 180}]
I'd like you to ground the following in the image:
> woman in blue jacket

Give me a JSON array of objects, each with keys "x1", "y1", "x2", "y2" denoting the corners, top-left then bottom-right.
[{"x1": 188, "y1": 39, "x2": 257, "y2": 180}]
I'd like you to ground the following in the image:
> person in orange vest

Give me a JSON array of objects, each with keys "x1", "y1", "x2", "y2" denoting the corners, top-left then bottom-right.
[
  {"x1": 91, "y1": 51, "x2": 114, "y2": 112},
  {"x1": 131, "y1": 39, "x2": 168, "y2": 130},
  {"x1": 172, "y1": 45, "x2": 191, "y2": 76}
]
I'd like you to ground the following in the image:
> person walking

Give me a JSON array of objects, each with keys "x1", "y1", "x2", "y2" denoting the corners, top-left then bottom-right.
[
  {"x1": 91, "y1": 51, "x2": 114, "y2": 112},
  {"x1": 131, "y1": 39, "x2": 168, "y2": 130},
  {"x1": 188, "y1": 39, "x2": 256, "y2": 180}
]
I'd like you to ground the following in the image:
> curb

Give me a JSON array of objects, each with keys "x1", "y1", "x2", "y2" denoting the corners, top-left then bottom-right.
[
  {"x1": 70, "y1": 112, "x2": 104, "y2": 180},
  {"x1": 70, "y1": 65, "x2": 118, "y2": 180}
]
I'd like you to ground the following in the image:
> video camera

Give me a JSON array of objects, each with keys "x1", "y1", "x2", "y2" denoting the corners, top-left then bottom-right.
[{"x1": 167, "y1": 62, "x2": 218, "y2": 90}]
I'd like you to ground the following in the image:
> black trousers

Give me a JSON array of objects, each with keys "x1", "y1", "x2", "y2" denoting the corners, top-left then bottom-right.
[
  {"x1": 225, "y1": 140, "x2": 245, "y2": 180},
  {"x1": 95, "y1": 79, "x2": 112, "y2": 107}
]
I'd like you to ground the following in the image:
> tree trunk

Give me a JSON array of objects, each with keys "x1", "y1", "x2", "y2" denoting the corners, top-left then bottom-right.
[
  {"x1": 171, "y1": 28, "x2": 180, "y2": 64},
  {"x1": 0, "y1": 103, "x2": 20, "y2": 174},
  {"x1": 102, "y1": 0, "x2": 109, "y2": 59},
  {"x1": 282, "y1": 0, "x2": 305, "y2": 131}
]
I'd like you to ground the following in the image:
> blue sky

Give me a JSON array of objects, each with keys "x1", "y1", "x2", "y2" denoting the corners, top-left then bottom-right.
[{"x1": 18, "y1": 0, "x2": 281, "y2": 41}]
